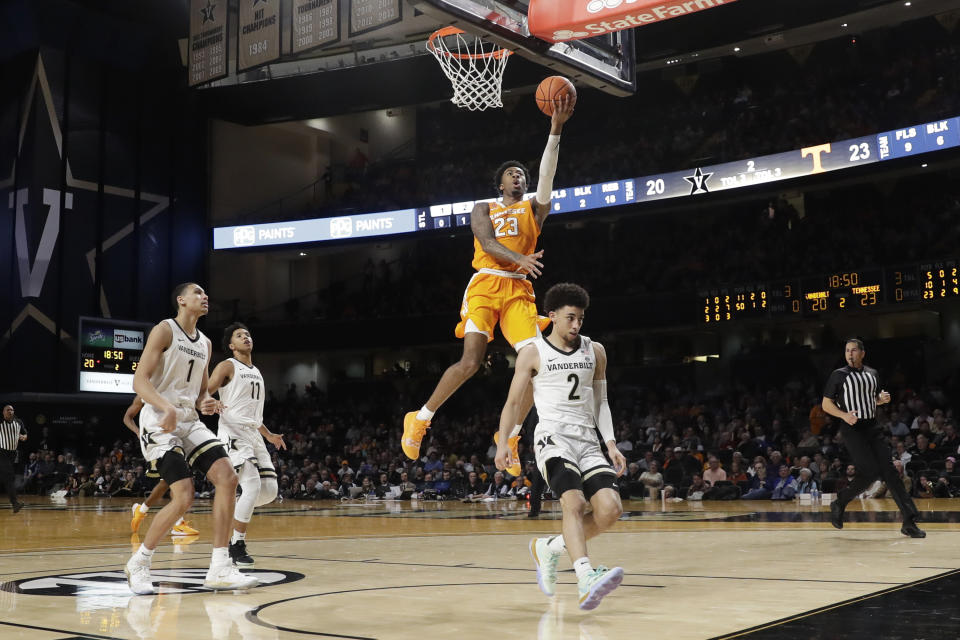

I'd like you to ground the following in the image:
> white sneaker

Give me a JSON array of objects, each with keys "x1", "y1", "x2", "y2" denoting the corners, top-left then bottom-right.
[
  {"x1": 125, "y1": 557, "x2": 156, "y2": 595},
  {"x1": 530, "y1": 537, "x2": 562, "y2": 597},
  {"x1": 577, "y1": 565, "x2": 624, "y2": 611},
  {"x1": 203, "y1": 563, "x2": 259, "y2": 591}
]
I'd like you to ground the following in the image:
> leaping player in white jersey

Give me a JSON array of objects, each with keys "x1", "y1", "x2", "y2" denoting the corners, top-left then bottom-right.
[
  {"x1": 125, "y1": 282, "x2": 257, "y2": 595},
  {"x1": 208, "y1": 322, "x2": 286, "y2": 568},
  {"x1": 495, "y1": 282, "x2": 627, "y2": 611}
]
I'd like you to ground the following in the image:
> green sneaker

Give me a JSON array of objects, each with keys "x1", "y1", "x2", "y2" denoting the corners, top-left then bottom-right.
[
  {"x1": 530, "y1": 537, "x2": 561, "y2": 597},
  {"x1": 577, "y1": 565, "x2": 624, "y2": 610}
]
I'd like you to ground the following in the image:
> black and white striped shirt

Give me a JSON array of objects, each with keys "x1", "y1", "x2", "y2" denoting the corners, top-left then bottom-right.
[
  {"x1": 823, "y1": 365, "x2": 881, "y2": 420},
  {"x1": 0, "y1": 418, "x2": 27, "y2": 451}
]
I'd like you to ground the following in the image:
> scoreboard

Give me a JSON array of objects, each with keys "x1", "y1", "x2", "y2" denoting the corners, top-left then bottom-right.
[
  {"x1": 214, "y1": 115, "x2": 960, "y2": 250},
  {"x1": 78, "y1": 317, "x2": 153, "y2": 394},
  {"x1": 701, "y1": 262, "x2": 960, "y2": 323}
]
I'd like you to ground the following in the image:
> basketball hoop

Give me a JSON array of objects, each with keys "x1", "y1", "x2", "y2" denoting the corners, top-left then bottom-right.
[{"x1": 427, "y1": 26, "x2": 512, "y2": 111}]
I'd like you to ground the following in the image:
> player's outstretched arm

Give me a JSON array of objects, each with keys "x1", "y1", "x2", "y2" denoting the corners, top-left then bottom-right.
[
  {"x1": 471, "y1": 201, "x2": 544, "y2": 278},
  {"x1": 550, "y1": 93, "x2": 575, "y2": 133},
  {"x1": 495, "y1": 347, "x2": 540, "y2": 471},
  {"x1": 134, "y1": 322, "x2": 177, "y2": 431},
  {"x1": 122, "y1": 396, "x2": 144, "y2": 437},
  {"x1": 258, "y1": 424, "x2": 286, "y2": 450},
  {"x1": 532, "y1": 94, "x2": 575, "y2": 227}
]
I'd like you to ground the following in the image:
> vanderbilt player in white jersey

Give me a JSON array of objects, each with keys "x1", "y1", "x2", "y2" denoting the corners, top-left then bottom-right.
[
  {"x1": 125, "y1": 283, "x2": 257, "y2": 595},
  {"x1": 208, "y1": 322, "x2": 286, "y2": 567},
  {"x1": 495, "y1": 283, "x2": 627, "y2": 611}
]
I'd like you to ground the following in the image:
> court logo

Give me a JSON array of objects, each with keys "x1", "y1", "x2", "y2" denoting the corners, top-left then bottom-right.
[
  {"x1": 13, "y1": 568, "x2": 305, "y2": 596},
  {"x1": 233, "y1": 225, "x2": 257, "y2": 247},
  {"x1": 330, "y1": 216, "x2": 353, "y2": 238}
]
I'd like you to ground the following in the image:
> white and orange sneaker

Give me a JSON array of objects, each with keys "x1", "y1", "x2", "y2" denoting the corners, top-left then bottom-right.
[
  {"x1": 131, "y1": 503, "x2": 147, "y2": 533},
  {"x1": 171, "y1": 519, "x2": 199, "y2": 536},
  {"x1": 402, "y1": 412, "x2": 430, "y2": 460}
]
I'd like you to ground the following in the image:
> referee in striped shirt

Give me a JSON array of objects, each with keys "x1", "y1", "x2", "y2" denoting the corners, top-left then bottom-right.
[
  {"x1": 821, "y1": 339, "x2": 923, "y2": 538},
  {"x1": 0, "y1": 405, "x2": 27, "y2": 513}
]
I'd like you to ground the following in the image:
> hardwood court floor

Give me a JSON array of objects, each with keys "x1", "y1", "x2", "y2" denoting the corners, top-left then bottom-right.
[{"x1": 1, "y1": 496, "x2": 959, "y2": 639}]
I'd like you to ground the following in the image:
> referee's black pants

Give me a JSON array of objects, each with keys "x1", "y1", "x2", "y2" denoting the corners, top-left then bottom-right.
[
  {"x1": 0, "y1": 449, "x2": 19, "y2": 505},
  {"x1": 528, "y1": 465, "x2": 546, "y2": 515},
  {"x1": 838, "y1": 420, "x2": 919, "y2": 520}
]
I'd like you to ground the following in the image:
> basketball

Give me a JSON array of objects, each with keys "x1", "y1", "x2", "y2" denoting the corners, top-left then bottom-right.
[{"x1": 535, "y1": 75, "x2": 577, "y2": 116}]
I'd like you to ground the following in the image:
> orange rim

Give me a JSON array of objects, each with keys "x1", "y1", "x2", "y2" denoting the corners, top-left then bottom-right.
[{"x1": 427, "y1": 26, "x2": 513, "y2": 61}]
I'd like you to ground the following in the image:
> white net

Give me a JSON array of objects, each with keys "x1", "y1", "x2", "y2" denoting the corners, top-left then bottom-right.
[{"x1": 427, "y1": 27, "x2": 512, "y2": 111}]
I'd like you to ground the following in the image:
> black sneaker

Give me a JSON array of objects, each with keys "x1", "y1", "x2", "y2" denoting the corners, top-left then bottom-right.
[
  {"x1": 901, "y1": 520, "x2": 926, "y2": 538},
  {"x1": 830, "y1": 501, "x2": 844, "y2": 529},
  {"x1": 11, "y1": 501, "x2": 23, "y2": 514},
  {"x1": 229, "y1": 540, "x2": 254, "y2": 567}
]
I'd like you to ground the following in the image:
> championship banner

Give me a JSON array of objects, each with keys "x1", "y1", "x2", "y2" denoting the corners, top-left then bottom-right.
[
  {"x1": 189, "y1": 0, "x2": 228, "y2": 86},
  {"x1": 238, "y1": 0, "x2": 281, "y2": 72},
  {"x1": 292, "y1": 0, "x2": 340, "y2": 54},
  {"x1": 528, "y1": 0, "x2": 737, "y2": 43},
  {"x1": 348, "y1": 0, "x2": 401, "y2": 37}
]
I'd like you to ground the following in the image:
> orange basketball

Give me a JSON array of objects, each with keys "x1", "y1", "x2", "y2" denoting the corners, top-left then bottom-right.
[{"x1": 535, "y1": 75, "x2": 577, "y2": 116}]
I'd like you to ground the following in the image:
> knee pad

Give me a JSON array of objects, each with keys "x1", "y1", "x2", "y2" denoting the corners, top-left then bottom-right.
[
  {"x1": 234, "y1": 463, "x2": 261, "y2": 523},
  {"x1": 238, "y1": 464, "x2": 261, "y2": 495},
  {"x1": 256, "y1": 478, "x2": 278, "y2": 506}
]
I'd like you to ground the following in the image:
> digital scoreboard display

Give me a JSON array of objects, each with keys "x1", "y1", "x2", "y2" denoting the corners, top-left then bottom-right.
[
  {"x1": 78, "y1": 317, "x2": 153, "y2": 394},
  {"x1": 700, "y1": 262, "x2": 960, "y2": 323},
  {"x1": 214, "y1": 115, "x2": 960, "y2": 250}
]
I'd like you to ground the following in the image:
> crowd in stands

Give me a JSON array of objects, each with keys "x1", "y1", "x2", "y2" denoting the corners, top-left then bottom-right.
[
  {"x1": 298, "y1": 18, "x2": 960, "y2": 217},
  {"x1": 11, "y1": 350, "x2": 960, "y2": 507},
  {"x1": 224, "y1": 17, "x2": 960, "y2": 328},
  {"x1": 416, "y1": 20, "x2": 959, "y2": 206},
  {"x1": 266, "y1": 172, "x2": 960, "y2": 328}
]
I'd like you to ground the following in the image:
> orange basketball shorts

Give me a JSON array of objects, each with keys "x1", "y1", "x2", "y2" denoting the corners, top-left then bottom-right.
[{"x1": 455, "y1": 272, "x2": 545, "y2": 350}]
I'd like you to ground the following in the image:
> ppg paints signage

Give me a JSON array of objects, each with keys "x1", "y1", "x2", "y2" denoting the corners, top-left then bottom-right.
[{"x1": 528, "y1": 0, "x2": 737, "y2": 42}]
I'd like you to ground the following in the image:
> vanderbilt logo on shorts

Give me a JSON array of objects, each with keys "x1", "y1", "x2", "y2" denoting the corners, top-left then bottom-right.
[
  {"x1": 13, "y1": 568, "x2": 304, "y2": 596},
  {"x1": 537, "y1": 435, "x2": 556, "y2": 451}
]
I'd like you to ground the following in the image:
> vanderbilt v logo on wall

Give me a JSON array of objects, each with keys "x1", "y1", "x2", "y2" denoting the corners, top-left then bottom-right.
[{"x1": 0, "y1": 53, "x2": 170, "y2": 348}]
